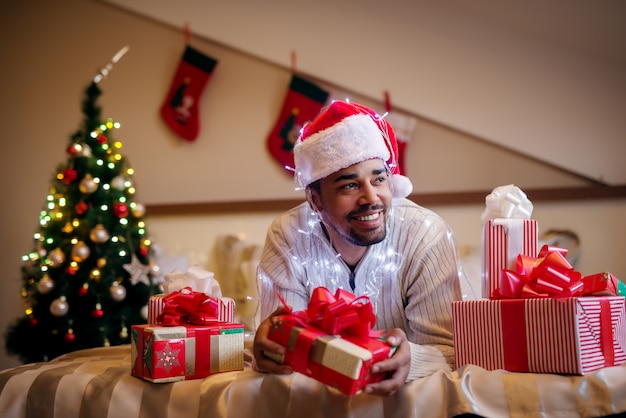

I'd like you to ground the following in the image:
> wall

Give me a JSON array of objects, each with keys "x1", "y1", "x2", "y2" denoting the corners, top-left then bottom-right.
[
  {"x1": 0, "y1": 0, "x2": 624, "y2": 370},
  {"x1": 101, "y1": 0, "x2": 626, "y2": 185}
]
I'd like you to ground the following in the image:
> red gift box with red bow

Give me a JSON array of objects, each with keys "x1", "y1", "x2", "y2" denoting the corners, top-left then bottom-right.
[
  {"x1": 453, "y1": 245, "x2": 626, "y2": 374},
  {"x1": 131, "y1": 288, "x2": 244, "y2": 382},
  {"x1": 267, "y1": 287, "x2": 393, "y2": 395}
]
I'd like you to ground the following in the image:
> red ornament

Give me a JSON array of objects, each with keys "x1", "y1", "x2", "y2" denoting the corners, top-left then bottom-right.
[
  {"x1": 93, "y1": 308, "x2": 104, "y2": 318},
  {"x1": 139, "y1": 247, "x2": 148, "y2": 257},
  {"x1": 78, "y1": 284, "x2": 89, "y2": 296},
  {"x1": 61, "y1": 168, "x2": 78, "y2": 184},
  {"x1": 75, "y1": 201, "x2": 88, "y2": 215},
  {"x1": 65, "y1": 265, "x2": 77, "y2": 275},
  {"x1": 113, "y1": 202, "x2": 128, "y2": 218},
  {"x1": 97, "y1": 134, "x2": 108, "y2": 144},
  {"x1": 29, "y1": 317, "x2": 37, "y2": 327},
  {"x1": 64, "y1": 331, "x2": 76, "y2": 343},
  {"x1": 67, "y1": 144, "x2": 79, "y2": 155}
]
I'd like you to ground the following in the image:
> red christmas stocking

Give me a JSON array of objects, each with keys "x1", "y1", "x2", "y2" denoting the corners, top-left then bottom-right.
[
  {"x1": 384, "y1": 111, "x2": 416, "y2": 175},
  {"x1": 267, "y1": 74, "x2": 329, "y2": 173},
  {"x1": 160, "y1": 46, "x2": 218, "y2": 141}
]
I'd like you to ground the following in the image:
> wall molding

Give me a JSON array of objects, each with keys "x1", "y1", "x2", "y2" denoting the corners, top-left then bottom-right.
[{"x1": 145, "y1": 185, "x2": 626, "y2": 216}]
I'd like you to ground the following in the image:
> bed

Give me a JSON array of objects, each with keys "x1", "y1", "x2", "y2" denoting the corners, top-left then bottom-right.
[{"x1": 1, "y1": 344, "x2": 625, "y2": 418}]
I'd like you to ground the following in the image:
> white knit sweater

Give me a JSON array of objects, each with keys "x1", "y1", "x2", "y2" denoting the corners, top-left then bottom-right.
[{"x1": 257, "y1": 198, "x2": 463, "y2": 381}]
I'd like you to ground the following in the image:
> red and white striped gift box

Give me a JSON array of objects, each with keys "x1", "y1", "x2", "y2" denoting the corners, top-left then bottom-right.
[
  {"x1": 481, "y1": 218, "x2": 538, "y2": 299},
  {"x1": 452, "y1": 296, "x2": 626, "y2": 374},
  {"x1": 148, "y1": 293, "x2": 235, "y2": 324}
]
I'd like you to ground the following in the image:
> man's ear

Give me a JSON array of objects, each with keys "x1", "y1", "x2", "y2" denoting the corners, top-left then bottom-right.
[{"x1": 306, "y1": 187, "x2": 322, "y2": 213}]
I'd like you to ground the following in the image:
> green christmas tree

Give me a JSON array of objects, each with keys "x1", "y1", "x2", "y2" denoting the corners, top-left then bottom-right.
[{"x1": 5, "y1": 48, "x2": 161, "y2": 363}]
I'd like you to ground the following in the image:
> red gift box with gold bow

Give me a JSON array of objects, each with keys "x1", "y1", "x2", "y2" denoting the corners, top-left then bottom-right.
[
  {"x1": 267, "y1": 287, "x2": 393, "y2": 395},
  {"x1": 453, "y1": 245, "x2": 626, "y2": 374},
  {"x1": 131, "y1": 287, "x2": 244, "y2": 382}
]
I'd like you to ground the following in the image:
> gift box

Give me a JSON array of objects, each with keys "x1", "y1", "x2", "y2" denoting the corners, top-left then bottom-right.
[
  {"x1": 148, "y1": 266, "x2": 235, "y2": 324},
  {"x1": 481, "y1": 185, "x2": 537, "y2": 298},
  {"x1": 267, "y1": 287, "x2": 392, "y2": 396},
  {"x1": 455, "y1": 244, "x2": 626, "y2": 374},
  {"x1": 148, "y1": 293, "x2": 234, "y2": 324},
  {"x1": 452, "y1": 296, "x2": 626, "y2": 374},
  {"x1": 131, "y1": 322, "x2": 244, "y2": 382}
]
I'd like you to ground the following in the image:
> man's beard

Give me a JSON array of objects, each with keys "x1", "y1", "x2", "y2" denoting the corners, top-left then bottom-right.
[{"x1": 331, "y1": 209, "x2": 387, "y2": 247}]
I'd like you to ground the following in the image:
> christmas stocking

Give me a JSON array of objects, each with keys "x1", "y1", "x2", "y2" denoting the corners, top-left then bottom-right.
[
  {"x1": 384, "y1": 111, "x2": 416, "y2": 175},
  {"x1": 267, "y1": 74, "x2": 329, "y2": 173},
  {"x1": 160, "y1": 46, "x2": 218, "y2": 141}
]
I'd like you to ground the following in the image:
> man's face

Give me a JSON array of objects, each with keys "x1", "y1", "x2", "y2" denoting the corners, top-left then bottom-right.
[{"x1": 311, "y1": 159, "x2": 393, "y2": 247}]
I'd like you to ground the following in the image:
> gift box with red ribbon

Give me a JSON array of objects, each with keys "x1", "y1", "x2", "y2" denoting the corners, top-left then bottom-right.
[
  {"x1": 453, "y1": 245, "x2": 626, "y2": 374},
  {"x1": 132, "y1": 281, "x2": 244, "y2": 382},
  {"x1": 131, "y1": 322, "x2": 244, "y2": 382},
  {"x1": 148, "y1": 291, "x2": 234, "y2": 324},
  {"x1": 148, "y1": 267, "x2": 235, "y2": 324},
  {"x1": 267, "y1": 287, "x2": 393, "y2": 395},
  {"x1": 480, "y1": 185, "x2": 538, "y2": 298}
]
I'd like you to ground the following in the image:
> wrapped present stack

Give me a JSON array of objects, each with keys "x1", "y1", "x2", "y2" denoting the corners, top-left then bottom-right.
[
  {"x1": 267, "y1": 287, "x2": 393, "y2": 396},
  {"x1": 452, "y1": 185, "x2": 626, "y2": 375},
  {"x1": 131, "y1": 267, "x2": 244, "y2": 383}
]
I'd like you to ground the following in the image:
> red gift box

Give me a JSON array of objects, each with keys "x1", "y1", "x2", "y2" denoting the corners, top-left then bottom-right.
[
  {"x1": 481, "y1": 218, "x2": 538, "y2": 298},
  {"x1": 452, "y1": 296, "x2": 626, "y2": 374},
  {"x1": 267, "y1": 287, "x2": 392, "y2": 395},
  {"x1": 131, "y1": 322, "x2": 244, "y2": 382}
]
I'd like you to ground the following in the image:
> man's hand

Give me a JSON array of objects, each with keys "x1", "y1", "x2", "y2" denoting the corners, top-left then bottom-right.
[
  {"x1": 363, "y1": 328, "x2": 411, "y2": 397},
  {"x1": 252, "y1": 307, "x2": 294, "y2": 374}
]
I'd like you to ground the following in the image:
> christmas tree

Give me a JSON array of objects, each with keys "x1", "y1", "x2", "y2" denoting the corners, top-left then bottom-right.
[{"x1": 5, "y1": 47, "x2": 161, "y2": 363}]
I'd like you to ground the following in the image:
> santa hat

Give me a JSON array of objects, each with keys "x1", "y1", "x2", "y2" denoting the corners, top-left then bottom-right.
[{"x1": 293, "y1": 100, "x2": 413, "y2": 198}]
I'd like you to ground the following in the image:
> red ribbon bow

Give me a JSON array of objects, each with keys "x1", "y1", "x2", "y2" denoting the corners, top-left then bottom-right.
[
  {"x1": 157, "y1": 287, "x2": 221, "y2": 325},
  {"x1": 276, "y1": 287, "x2": 378, "y2": 338},
  {"x1": 305, "y1": 287, "x2": 377, "y2": 338},
  {"x1": 494, "y1": 245, "x2": 584, "y2": 299}
]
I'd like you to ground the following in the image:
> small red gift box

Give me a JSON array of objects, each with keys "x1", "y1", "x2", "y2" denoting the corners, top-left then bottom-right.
[
  {"x1": 131, "y1": 322, "x2": 244, "y2": 382},
  {"x1": 452, "y1": 296, "x2": 626, "y2": 374},
  {"x1": 267, "y1": 287, "x2": 392, "y2": 396}
]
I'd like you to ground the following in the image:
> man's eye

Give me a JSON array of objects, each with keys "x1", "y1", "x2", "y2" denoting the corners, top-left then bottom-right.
[
  {"x1": 340, "y1": 183, "x2": 356, "y2": 190},
  {"x1": 374, "y1": 176, "x2": 387, "y2": 184}
]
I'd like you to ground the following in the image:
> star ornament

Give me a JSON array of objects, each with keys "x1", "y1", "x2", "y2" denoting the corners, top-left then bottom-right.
[{"x1": 123, "y1": 254, "x2": 151, "y2": 286}]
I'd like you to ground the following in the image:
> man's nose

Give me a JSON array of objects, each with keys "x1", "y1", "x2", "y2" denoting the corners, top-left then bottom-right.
[{"x1": 358, "y1": 183, "x2": 379, "y2": 206}]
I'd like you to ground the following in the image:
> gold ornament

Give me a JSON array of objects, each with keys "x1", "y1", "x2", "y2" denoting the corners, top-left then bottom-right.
[
  {"x1": 131, "y1": 202, "x2": 145, "y2": 217},
  {"x1": 37, "y1": 274, "x2": 55, "y2": 294},
  {"x1": 71, "y1": 241, "x2": 90, "y2": 262},
  {"x1": 48, "y1": 247, "x2": 65, "y2": 267},
  {"x1": 89, "y1": 224, "x2": 110, "y2": 244},
  {"x1": 79, "y1": 174, "x2": 98, "y2": 194}
]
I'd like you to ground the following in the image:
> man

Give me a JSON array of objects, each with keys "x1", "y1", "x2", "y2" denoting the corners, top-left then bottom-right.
[{"x1": 252, "y1": 100, "x2": 463, "y2": 397}]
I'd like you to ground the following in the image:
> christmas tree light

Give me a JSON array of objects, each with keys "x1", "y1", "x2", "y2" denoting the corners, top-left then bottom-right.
[{"x1": 5, "y1": 46, "x2": 161, "y2": 363}]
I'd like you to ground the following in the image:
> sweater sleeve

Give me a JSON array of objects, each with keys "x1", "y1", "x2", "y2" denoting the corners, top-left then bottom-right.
[
  {"x1": 399, "y1": 207, "x2": 463, "y2": 377},
  {"x1": 406, "y1": 341, "x2": 451, "y2": 380}
]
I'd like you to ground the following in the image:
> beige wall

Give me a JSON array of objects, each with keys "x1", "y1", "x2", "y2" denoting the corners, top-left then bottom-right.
[{"x1": 1, "y1": 0, "x2": 624, "y2": 370}]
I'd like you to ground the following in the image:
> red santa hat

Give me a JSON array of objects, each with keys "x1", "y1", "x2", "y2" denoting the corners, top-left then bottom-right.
[{"x1": 293, "y1": 100, "x2": 413, "y2": 198}]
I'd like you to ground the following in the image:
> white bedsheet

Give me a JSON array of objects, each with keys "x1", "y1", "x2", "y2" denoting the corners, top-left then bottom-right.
[{"x1": 0, "y1": 345, "x2": 625, "y2": 418}]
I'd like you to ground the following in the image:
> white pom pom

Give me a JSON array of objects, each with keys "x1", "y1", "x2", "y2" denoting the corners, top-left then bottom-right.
[{"x1": 391, "y1": 174, "x2": 413, "y2": 198}]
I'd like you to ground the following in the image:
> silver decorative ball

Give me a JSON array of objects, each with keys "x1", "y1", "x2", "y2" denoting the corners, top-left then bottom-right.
[
  {"x1": 110, "y1": 282, "x2": 127, "y2": 302},
  {"x1": 37, "y1": 274, "x2": 55, "y2": 294},
  {"x1": 50, "y1": 296, "x2": 69, "y2": 316}
]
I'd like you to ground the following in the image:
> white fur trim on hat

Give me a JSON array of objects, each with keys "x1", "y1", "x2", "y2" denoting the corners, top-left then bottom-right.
[{"x1": 294, "y1": 113, "x2": 390, "y2": 188}]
